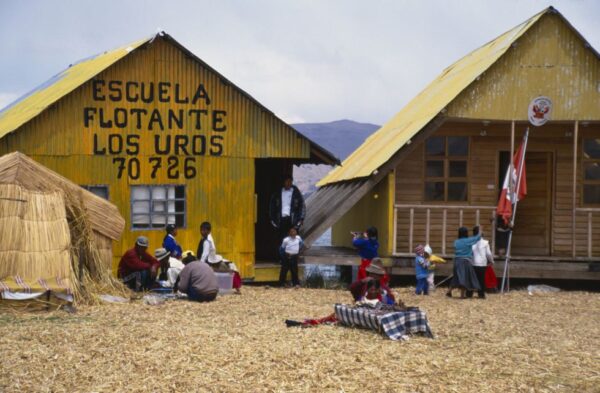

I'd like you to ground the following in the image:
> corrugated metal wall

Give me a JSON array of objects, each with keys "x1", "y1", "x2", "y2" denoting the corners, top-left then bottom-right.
[
  {"x1": 0, "y1": 37, "x2": 312, "y2": 278},
  {"x1": 447, "y1": 13, "x2": 600, "y2": 121}
]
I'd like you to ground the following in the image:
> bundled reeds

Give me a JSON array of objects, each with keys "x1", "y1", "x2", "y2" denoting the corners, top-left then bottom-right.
[
  {"x1": 63, "y1": 191, "x2": 129, "y2": 304},
  {"x1": 0, "y1": 185, "x2": 72, "y2": 288}
]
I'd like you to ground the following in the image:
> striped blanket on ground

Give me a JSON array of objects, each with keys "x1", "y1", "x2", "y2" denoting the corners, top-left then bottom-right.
[
  {"x1": 334, "y1": 303, "x2": 433, "y2": 341},
  {"x1": 0, "y1": 275, "x2": 72, "y2": 300}
]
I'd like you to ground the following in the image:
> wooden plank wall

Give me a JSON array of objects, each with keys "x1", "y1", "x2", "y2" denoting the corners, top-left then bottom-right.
[{"x1": 394, "y1": 121, "x2": 600, "y2": 258}]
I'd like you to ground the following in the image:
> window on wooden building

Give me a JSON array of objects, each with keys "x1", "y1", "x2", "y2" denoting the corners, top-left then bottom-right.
[
  {"x1": 81, "y1": 185, "x2": 109, "y2": 200},
  {"x1": 130, "y1": 185, "x2": 185, "y2": 229},
  {"x1": 582, "y1": 139, "x2": 600, "y2": 205},
  {"x1": 424, "y1": 136, "x2": 469, "y2": 202}
]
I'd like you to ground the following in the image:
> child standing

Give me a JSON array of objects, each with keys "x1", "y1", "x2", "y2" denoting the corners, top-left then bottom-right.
[
  {"x1": 424, "y1": 245, "x2": 435, "y2": 292},
  {"x1": 415, "y1": 244, "x2": 430, "y2": 295},
  {"x1": 353, "y1": 226, "x2": 379, "y2": 281},
  {"x1": 279, "y1": 227, "x2": 303, "y2": 288}
]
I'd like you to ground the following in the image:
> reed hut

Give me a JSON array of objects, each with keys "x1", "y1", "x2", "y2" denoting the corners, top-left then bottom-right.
[
  {"x1": 0, "y1": 152, "x2": 126, "y2": 307},
  {"x1": 303, "y1": 7, "x2": 600, "y2": 281}
]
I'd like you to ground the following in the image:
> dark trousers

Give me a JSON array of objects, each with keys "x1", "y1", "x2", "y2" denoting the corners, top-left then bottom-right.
[
  {"x1": 122, "y1": 270, "x2": 152, "y2": 292},
  {"x1": 466, "y1": 266, "x2": 487, "y2": 298},
  {"x1": 279, "y1": 253, "x2": 300, "y2": 286},
  {"x1": 188, "y1": 287, "x2": 217, "y2": 302},
  {"x1": 278, "y1": 216, "x2": 293, "y2": 243},
  {"x1": 415, "y1": 277, "x2": 429, "y2": 295}
]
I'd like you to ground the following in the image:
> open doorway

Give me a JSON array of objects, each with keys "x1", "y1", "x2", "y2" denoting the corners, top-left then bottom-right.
[
  {"x1": 497, "y1": 151, "x2": 553, "y2": 256},
  {"x1": 255, "y1": 159, "x2": 294, "y2": 262}
]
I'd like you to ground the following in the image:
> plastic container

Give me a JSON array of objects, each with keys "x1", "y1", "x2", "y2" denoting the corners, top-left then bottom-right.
[{"x1": 215, "y1": 272, "x2": 234, "y2": 295}]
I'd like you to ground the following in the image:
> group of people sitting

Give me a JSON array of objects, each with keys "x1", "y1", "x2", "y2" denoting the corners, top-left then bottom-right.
[{"x1": 117, "y1": 222, "x2": 242, "y2": 302}]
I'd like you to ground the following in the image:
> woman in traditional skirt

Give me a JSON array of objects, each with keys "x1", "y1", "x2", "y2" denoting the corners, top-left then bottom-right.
[{"x1": 446, "y1": 227, "x2": 481, "y2": 299}]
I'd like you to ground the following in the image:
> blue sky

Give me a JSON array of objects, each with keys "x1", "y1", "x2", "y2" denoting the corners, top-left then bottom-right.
[{"x1": 1, "y1": 0, "x2": 598, "y2": 124}]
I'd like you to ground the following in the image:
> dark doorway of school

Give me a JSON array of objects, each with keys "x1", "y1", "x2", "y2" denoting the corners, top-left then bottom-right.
[
  {"x1": 254, "y1": 158, "x2": 295, "y2": 261},
  {"x1": 497, "y1": 151, "x2": 553, "y2": 256}
]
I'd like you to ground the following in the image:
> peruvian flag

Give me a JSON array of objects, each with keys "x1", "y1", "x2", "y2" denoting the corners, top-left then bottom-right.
[{"x1": 497, "y1": 138, "x2": 528, "y2": 225}]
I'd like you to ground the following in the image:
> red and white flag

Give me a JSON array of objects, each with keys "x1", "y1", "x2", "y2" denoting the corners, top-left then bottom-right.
[{"x1": 497, "y1": 139, "x2": 528, "y2": 225}]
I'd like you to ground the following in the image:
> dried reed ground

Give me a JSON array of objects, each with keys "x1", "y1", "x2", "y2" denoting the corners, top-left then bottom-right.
[{"x1": 0, "y1": 287, "x2": 598, "y2": 393}]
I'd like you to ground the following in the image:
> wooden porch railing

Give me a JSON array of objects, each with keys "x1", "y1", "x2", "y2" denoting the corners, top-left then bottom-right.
[
  {"x1": 574, "y1": 208, "x2": 600, "y2": 258},
  {"x1": 392, "y1": 204, "x2": 496, "y2": 256}
]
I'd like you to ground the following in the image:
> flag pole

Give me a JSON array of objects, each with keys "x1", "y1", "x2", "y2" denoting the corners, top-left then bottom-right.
[{"x1": 501, "y1": 127, "x2": 530, "y2": 293}]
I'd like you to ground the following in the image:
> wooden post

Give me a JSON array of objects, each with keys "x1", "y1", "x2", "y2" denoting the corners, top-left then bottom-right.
[
  {"x1": 442, "y1": 209, "x2": 447, "y2": 255},
  {"x1": 476, "y1": 209, "x2": 480, "y2": 226},
  {"x1": 588, "y1": 212, "x2": 592, "y2": 258},
  {"x1": 426, "y1": 208, "x2": 431, "y2": 245},
  {"x1": 510, "y1": 121, "x2": 515, "y2": 200},
  {"x1": 409, "y1": 208, "x2": 414, "y2": 253},
  {"x1": 392, "y1": 207, "x2": 398, "y2": 255},
  {"x1": 459, "y1": 209, "x2": 463, "y2": 227},
  {"x1": 572, "y1": 121, "x2": 578, "y2": 258},
  {"x1": 491, "y1": 209, "x2": 496, "y2": 256}
]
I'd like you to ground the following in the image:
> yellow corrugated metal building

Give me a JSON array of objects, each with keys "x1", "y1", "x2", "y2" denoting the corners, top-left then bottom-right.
[{"x1": 0, "y1": 32, "x2": 336, "y2": 279}]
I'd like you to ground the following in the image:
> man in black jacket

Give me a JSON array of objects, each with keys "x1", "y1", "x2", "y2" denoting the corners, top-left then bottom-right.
[{"x1": 269, "y1": 174, "x2": 306, "y2": 249}]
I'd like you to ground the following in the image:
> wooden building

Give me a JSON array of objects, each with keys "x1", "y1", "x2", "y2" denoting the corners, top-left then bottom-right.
[
  {"x1": 0, "y1": 32, "x2": 336, "y2": 279},
  {"x1": 304, "y1": 7, "x2": 600, "y2": 280}
]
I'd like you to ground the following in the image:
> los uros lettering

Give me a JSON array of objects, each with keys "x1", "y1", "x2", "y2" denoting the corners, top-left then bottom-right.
[{"x1": 86, "y1": 79, "x2": 227, "y2": 180}]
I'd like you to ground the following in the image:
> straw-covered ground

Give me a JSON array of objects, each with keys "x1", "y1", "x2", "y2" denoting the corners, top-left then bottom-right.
[{"x1": 1, "y1": 286, "x2": 599, "y2": 393}]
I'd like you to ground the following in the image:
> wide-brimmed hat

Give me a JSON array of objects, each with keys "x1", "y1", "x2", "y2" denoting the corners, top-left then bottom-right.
[
  {"x1": 154, "y1": 248, "x2": 170, "y2": 260},
  {"x1": 365, "y1": 263, "x2": 385, "y2": 276},
  {"x1": 371, "y1": 257, "x2": 384, "y2": 268},
  {"x1": 207, "y1": 253, "x2": 225, "y2": 264},
  {"x1": 136, "y1": 236, "x2": 149, "y2": 247}
]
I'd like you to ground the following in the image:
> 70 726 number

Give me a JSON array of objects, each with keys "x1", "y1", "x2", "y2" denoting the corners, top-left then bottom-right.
[{"x1": 112, "y1": 156, "x2": 197, "y2": 179}]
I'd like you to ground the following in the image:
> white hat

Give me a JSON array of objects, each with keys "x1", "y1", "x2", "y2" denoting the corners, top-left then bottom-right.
[
  {"x1": 424, "y1": 245, "x2": 433, "y2": 255},
  {"x1": 207, "y1": 254, "x2": 225, "y2": 264},
  {"x1": 154, "y1": 248, "x2": 170, "y2": 260}
]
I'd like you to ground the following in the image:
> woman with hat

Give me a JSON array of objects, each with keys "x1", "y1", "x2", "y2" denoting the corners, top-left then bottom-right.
[
  {"x1": 154, "y1": 247, "x2": 185, "y2": 288},
  {"x1": 163, "y1": 224, "x2": 183, "y2": 259},
  {"x1": 349, "y1": 263, "x2": 395, "y2": 304}
]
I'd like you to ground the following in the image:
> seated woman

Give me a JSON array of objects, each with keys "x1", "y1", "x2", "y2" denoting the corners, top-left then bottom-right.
[
  {"x1": 357, "y1": 279, "x2": 395, "y2": 306},
  {"x1": 207, "y1": 257, "x2": 242, "y2": 294},
  {"x1": 154, "y1": 248, "x2": 185, "y2": 288},
  {"x1": 349, "y1": 263, "x2": 396, "y2": 304}
]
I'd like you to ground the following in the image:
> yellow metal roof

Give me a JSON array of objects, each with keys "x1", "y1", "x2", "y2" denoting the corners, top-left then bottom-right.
[
  {"x1": 0, "y1": 36, "x2": 153, "y2": 139},
  {"x1": 318, "y1": 8, "x2": 549, "y2": 186}
]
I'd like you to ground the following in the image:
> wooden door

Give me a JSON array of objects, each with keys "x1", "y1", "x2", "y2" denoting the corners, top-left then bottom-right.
[{"x1": 510, "y1": 152, "x2": 553, "y2": 256}]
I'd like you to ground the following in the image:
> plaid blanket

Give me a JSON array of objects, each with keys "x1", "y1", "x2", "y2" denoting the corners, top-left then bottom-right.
[{"x1": 334, "y1": 304, "x2": 433, "y2": 340}]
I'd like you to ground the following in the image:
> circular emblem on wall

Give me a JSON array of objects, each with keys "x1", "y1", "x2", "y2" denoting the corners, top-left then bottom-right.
[{"x1": 528, "y1": 96, "x2": 552, "y2": 126}]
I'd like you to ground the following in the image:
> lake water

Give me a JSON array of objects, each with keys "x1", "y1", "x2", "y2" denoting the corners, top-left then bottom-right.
[{"x1": 304, "y1": 228, "x2": 355, "y2": 282}]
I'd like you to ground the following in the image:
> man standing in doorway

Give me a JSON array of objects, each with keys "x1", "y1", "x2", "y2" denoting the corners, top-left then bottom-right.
[{"x1": 269, "y1": 175, "x2": 306, "y2": 272}]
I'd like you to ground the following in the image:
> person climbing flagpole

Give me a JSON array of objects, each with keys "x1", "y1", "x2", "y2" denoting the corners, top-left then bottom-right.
[{"x1": 498, "y1": 129, "x2": 529, "y2": 293}]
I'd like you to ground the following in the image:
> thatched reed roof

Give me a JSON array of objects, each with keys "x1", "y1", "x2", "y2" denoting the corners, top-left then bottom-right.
[{"x1": 0, "y1": 152, "x2": 124, "y2": 240}]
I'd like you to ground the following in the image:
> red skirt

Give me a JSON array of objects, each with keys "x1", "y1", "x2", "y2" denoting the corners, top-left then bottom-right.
[{"x1": 484, "y1": 265, "x2": 497, "y2": 289}]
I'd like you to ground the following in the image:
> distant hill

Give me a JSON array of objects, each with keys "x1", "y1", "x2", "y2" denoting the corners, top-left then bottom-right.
[
  {"x1": 292, "y1": 119, "x2": 380, "y2": 196},
  {"x1": 292, "y1": 119, "x2": 379, "y2": 161}
]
